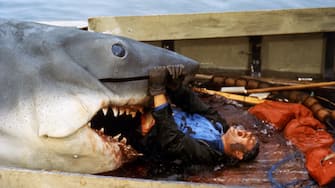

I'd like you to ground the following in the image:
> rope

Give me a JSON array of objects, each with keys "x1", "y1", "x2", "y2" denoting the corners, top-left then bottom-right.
[{"x1": 267, "y1": 152, "x2": 316, "y2": 188}]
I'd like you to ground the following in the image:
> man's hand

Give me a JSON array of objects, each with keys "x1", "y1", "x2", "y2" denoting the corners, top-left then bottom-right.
[
  {"x1": 166, "y1": 64, "x2": 185, "y2": 90},
  {"x1": 167, "y1": 64, "x2": 184, "y2": 79},
  {"x1": 148, "y1": 66, "x2": 168, "y2": 96}
]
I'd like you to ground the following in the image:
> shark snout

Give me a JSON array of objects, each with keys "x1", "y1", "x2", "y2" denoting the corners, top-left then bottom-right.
[
  {"x1": 107, "y1": 35, "x2": 199, "y2": 79},
  {"x1": 139, "y1": 42, "x2": 200, "y2": 77},
  {"x1": 99, "y1": 37, "x2": 200, "y2": 82}
]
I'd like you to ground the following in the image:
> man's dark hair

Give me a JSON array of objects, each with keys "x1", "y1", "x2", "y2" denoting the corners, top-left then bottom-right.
[
  {"x1": 242, "y1": 141, "x2": 260, "y2": 162},
  {"x1": 230, "y1": 140, "x2": 260, "y2": 162}
]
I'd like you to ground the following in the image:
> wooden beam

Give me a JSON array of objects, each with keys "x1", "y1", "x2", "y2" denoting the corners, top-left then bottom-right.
[
  {"x1": 249, "y1": 36, "x2": 262, "y2": 77},
  {"x1": 324, "y1": 32, "x2": 335, "y2": 80},
  {"x1": 0, "y1": 167, "x2": 225, "y2": 188},
  {"x1": 88, "y1": 8, "x2": 335, "y2": 41},
  {"x1": 193, "y1": 88, "x2": 266, "y2": 104},
  {"x1": 246, "y1": 81, "x2": 335, "y2": 93}
]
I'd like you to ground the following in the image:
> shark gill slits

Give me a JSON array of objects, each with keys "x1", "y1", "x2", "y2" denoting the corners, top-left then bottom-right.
[{"x1": 111, "y1": 43, "x2": 126, "y2": 57}]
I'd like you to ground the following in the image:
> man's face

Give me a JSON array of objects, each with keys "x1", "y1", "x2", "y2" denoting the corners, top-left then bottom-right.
[{"x1": 223, "y1": 127, "x2": 257, "y2": 160}]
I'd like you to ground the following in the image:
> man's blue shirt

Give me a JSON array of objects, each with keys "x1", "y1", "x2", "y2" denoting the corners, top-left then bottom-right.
[{"x1": 172, "y1": 108, "x2": 224, "y2": 152}]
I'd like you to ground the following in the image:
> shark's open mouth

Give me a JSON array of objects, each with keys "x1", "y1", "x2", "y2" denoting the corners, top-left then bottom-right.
[
  {"x1": 87, "y1": 105, "x2": 146, "y2": 162},
  {"x1": 90, "y1": 105, "x2": 143, "y2": 135}
]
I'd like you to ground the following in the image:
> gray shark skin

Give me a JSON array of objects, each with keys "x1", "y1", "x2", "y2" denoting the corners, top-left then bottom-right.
[{"x1": 0, "y1": 19, "x2": 199, "y2": 173}]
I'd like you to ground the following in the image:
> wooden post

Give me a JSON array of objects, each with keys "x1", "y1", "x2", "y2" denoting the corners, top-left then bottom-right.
[
  {"x1": 324, "y1": 32, "x2": 335, "y2": 81},
  {"x1": 161, "y1": 40, "x2": 175, "y2": 51},
  {"x1": 249, "y1": 36, "x2": 262, "y2": 77}
]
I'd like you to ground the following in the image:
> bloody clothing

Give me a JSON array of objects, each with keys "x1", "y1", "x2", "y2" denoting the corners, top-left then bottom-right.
[{"x1": 135, "y1": 86, "x2": 230, "y2": 165}]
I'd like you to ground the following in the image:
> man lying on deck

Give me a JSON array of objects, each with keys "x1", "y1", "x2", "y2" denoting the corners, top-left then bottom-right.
[{"x1": 134, "y1": 65, "x2": 260, "y2": 167}]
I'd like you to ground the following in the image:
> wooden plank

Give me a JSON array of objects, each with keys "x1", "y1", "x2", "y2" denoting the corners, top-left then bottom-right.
[
  {"x1": 261, "y1": 33, "x2": 324, "y2": 75},
  {"x1": 88, "y1": 8, "x2": 335, "y2": 41},
  {"x1": 324, "y1": 32, "x2": 335, "y2": 80},
  {"x1": 174, "y1": 37, "x2": 249, "y2": 71},
  {"x1": 0, "y1": 167, "x2": 231, "y2": 188}
]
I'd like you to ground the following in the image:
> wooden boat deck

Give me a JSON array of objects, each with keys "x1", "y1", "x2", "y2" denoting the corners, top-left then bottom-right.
[{"x1": 103, "y1": 94, "x2": 319, "y2": 187}]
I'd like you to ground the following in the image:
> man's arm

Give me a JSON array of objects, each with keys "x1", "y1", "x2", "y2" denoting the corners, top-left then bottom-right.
[
  {"x1": 152, "y1": 96, "x2": 224, "y2": 164},
  {"x1": 167, "y1": 85, "x2": 229, "y2": 133},
  {"x1": 165, "y1": 65, "x2": 229, "y2": 132},
  {"x1": 167, "y1": 85, "x2": 210, "y2": 114}
]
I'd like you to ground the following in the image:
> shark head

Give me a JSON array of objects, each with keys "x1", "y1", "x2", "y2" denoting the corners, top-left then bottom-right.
[
  {"x1": 0, "y1": 19, "x2": 199, "y2": 174},
  {"x1": 63, "y1": 31, "x2": 198, "y2": 106}
]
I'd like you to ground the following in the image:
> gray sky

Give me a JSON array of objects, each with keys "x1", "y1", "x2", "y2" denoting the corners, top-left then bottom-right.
[{"x1": 1, "y1": 0, "x2": 335, "y2": 21}]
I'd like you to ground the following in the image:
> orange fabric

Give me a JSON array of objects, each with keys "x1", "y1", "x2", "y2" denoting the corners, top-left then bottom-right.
[
  {"x1": 284, "y1": 117, "x2": 334, "y2": 153},
  {"x1": 248, "y1": 101, "x2": 312, "y2": 130},
  {"x1": 249, "y1": 101, "x2": 335, "y2": 185},
  {"x1": 305, "y1": 148, "x2": 335, "y2": 186}
]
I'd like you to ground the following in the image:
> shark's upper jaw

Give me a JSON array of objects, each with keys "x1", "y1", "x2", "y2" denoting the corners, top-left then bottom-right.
[{"x1": 90, "y1": 105, "x2": 142, "y2": 134}]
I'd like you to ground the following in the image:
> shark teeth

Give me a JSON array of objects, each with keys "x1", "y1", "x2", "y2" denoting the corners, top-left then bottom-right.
[
  {"x1": 120, "y1": 137, "x2": 127, "y2": 144},
  {"x1": 112, "y1": 133, "x2": 127, "y2": 144},
  {"x1": 88, "y1": 105, "x2": 145, "y2": 149},
  {"x1": 112, "y1": 107, "x2": 118, "y2": 117},
  {"x1": 126, "y1": 108, "x2": 130, "y2": 115},
  {"x1": 113, "y1": 133, "x2": 121, "y2": 140},
  {"x1": 87, "y1": 105, "x2": 144, "y2": 131},
  {"x1": 102, "y1": 107, "x2": 108, "y2": 116},
  {"x1": 119, "y1": 108, "x2": 125, "y2": 115},
  {"x1": 99, "y1": 127, "x2": 104, "y2": 133},
  {"x1": 102, "y1": 105, "x2": 143, "y2": 118},
  {"x1": 87, "y1": 105, "x2": 144, "y2": 130},
  {"x1": 130, "y1": 111, "x2": 136, "y2": 118}
]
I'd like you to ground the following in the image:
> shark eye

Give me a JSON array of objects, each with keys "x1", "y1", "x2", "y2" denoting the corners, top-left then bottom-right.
[{"x1": 111, "y1": 43, "x2": 126, "y2": 57}]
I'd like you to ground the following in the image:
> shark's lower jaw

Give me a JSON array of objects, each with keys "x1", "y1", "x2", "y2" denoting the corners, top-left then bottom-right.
[{"x1": 87, "y1": 104, "x2": 146, "y2": 163}]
